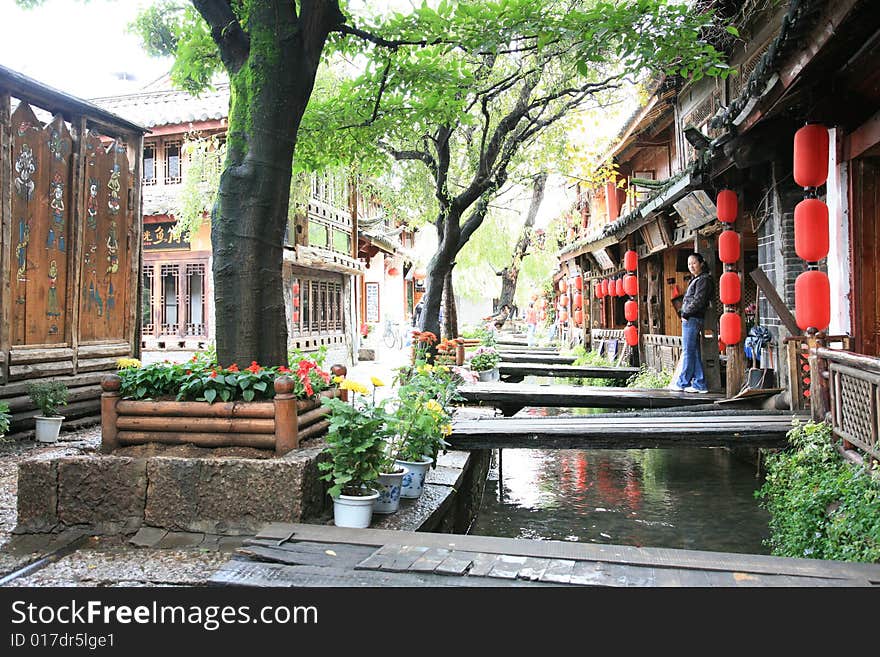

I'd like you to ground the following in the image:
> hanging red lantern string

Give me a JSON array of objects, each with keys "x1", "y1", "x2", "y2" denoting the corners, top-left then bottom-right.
[
  {"x1": 574, "y1": 309, "x2": 583, "y2": 325},
  {"x1": 559, "y1": 294, "x2": 569, "y2": 307},
  {"x1": 624, "y1": 300, "x2": 638, "y2": 322},
  {"x1": 623, "y1": 274, "x2": 638, "y2": 297},
  {"x1": 573, "y1": 292, "x2": 583, "y2": 310},
  {"x1": 615, "y1": 278, "x2": 625, "y2": 297},
  {"x1": 595, "y1": 282, "x2": 603, "y2": 299},
  {"x1": 624, "y1": 324, "x2": 639, "y2": 347},
  {"x1": 558, "y1": 279, "x2": 568, "y2": 293},
  {"x1": 795, "y1": 269, "x2": 831, "y2": 331},
  {"x1": 624, "y1": 250, "x2": 638, "y2": 272},
  {"x1": 793, "y1": 124, "x2": 829, "y2": 188},
  {"x1": 716, "y1": 189, "x2": 738, "y2": 223},
  {"x1": 794, "y1": 198, "x2": 830, "y2": 262},
  {"x1": 719, "y1": 271, "x2": 741, "y2": 305},
  {"x1": 573, "y1": 275, "x2": 583, "y2": 290}
]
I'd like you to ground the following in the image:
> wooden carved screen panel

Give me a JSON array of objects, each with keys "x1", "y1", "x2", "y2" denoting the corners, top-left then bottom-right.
[
  {"x1": 78, "y1": 133, "x2": 131, "y2": 342},
  {"x1": 10, "y1": 105, "x2": 73, "y2": 346}
]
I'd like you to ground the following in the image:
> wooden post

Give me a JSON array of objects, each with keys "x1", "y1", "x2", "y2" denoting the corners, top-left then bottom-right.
[
  {"x1": 455, "y1": 340, "x2": 465, "y2": 366},
  {"x1": 274, "y1": 375, "x2": 298, "y2": 456},
  {"x1": 807, "y1": 331, "x2": 831, "y2": 422},
  {"x1": 100, "y1": 374, "x2": 122, "y2": 453},
  {"x1": 330, "y1": 363, "x2": 348, "y2": 402},
  {"x1": 0, "y1": 92, "x2": 11, "y2": 385},
  {"x1": 786, "y1": 339, "x2": 803, "y2": 411}
]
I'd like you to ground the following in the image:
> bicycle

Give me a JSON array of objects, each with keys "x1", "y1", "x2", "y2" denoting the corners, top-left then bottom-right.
[{"x1": 382, "y1": 318, "x2": 403, "y2": 349}]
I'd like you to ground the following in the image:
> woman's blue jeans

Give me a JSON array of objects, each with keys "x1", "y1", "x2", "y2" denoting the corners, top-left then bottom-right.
[{"x1": 676, "y1": 317, "x2": 707, "y2": 391}]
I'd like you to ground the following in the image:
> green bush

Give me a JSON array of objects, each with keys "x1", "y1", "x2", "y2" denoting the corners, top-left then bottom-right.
[
  {"x1": 567, "y1": 345, "x2": 613, "y2": 386},
  {"x1": 755, "y1": 420, "x2": 880, "y2": 562},
  {"x1": 626, "y1": 366, "x2": 672, "y2": 389},
  {"x1": 0, "y1": 401, "x2": 10, "y2": 436}
]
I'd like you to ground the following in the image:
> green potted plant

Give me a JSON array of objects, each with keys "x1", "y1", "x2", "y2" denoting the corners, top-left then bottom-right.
[
  {"x1": 389, "y1": 364, "x2": 457, "y2": 499},
  {"x1": 0, "y1": 401, "x2": 10, "y2": 440},
  {"x1": 318, "y1": 379, "x2": 389, "y2": 527},
  {"x1": 27, "y1": 381, "x2": 68, "y2": 444},
  {"x1": 469, "y1": 345, "x2": 501, "y2": 382}
]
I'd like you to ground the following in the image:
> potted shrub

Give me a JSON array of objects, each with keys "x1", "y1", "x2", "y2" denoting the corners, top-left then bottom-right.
[
  {"x1": 318, "y1": 379, "x2": 389, "y2": 527},
  {"x1": 27, "y1": 381, "x2": 68, "y2": 444},
  {"x1": 389, "y1": 364, "x2": 457, "y2": 499},
  {"x1": 469, "y1": 346, "x2": 501, "y2": 382},
  {"x1": 0, "y1": 401, "x2": 10, "y2": 440}
]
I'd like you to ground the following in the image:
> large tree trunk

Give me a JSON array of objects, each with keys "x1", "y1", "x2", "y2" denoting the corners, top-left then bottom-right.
[
  {"x1": 494, "y1": 173, "x2": 547, "y2": 328},
  {"x1": 420, "y1": 210, "x2": 461, "y2": 344},
  {"x1": 210, "y1": 1, "x2": 334, "y2": 367}
]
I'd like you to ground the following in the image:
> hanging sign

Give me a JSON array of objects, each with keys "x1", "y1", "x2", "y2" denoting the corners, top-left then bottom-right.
[{"x1": 143, "y1": 221, "x2": 190, "y2": 251}]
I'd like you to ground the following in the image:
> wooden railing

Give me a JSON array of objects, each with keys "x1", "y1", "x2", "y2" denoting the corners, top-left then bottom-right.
[
  {"x1": 590, "y1": 329, "x2": 628, "y2": 364},
  {"x1": 643, "y1": 334, "x2": 682, "y2": 372},
  {"x1": 812, "y1": 346, "x2": 880, "y2": 462}
]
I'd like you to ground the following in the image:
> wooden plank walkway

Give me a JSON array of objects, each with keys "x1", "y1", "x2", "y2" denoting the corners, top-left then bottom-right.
[
  {"x1": 448, "y1": 412, "x2": 800, "y2": 449},
  {"x1": 209, "y1": 523, "x2": 880, "y2": 587},
  {"x1": 498, "y1": 352, "x2": 575, "y2": 364},
  {"x1": 457, "y1": 381, "x2": 723, "y2": 415},
  {"x1": 499, "y1": 362, "x2": 637, "y2": 382}
]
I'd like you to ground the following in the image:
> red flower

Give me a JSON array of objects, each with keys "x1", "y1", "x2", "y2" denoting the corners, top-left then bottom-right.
[
  {"x1": 228, "y1": 363, "x2": 240, "y2": 372},
  {"x1": 186, "y1": 369, "x2": 192, "y2": 375},
  {"x1": 209, "y1": 370, "x2": 218, "y2": 379},
  {"x1": 278, "y1": 365, "x2": 291, "y2": 374},
  {"x1": 246, "y1": 361, "x2": 262, "y2": 374}
]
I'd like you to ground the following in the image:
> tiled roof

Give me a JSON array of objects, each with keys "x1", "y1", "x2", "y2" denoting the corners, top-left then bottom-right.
[{"x1": 90, "y1": 75, "x2": 229, "y2": 128}]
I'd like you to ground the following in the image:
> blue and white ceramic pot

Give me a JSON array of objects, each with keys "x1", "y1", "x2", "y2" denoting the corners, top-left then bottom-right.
[
  {"x1": 395, "y1": 457, "x2": 433, "y2": 499},
  {"x1": 373, "y1": 467, "x2": 408, "y2": 514}
]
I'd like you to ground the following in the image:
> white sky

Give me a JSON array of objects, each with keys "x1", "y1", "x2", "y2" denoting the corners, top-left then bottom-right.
[{"x1": 0, "y1": 0, "x2": 172, "y2": 98}]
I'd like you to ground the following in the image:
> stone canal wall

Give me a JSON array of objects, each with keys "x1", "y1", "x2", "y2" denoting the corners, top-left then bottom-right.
[{"x1": 15, "y1": 447, "x2": 491, "y2": 537}]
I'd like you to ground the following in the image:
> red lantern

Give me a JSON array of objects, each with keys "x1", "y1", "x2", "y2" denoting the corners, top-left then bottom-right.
[
  {"x1": 293, "y1": 296, "x2": 300, "y2": 308},
  {"x1": 292, "y1": 311, "x2": 300, "y2": 322},
  {"x1": 718, "y1": 230, "x2": 741, "y2": 264},
  {"x1": 292, "y1": 282, "x2": 300, "y2": 295},
  {"x1": 795, "y1": 270, "x2": 830, "y2": 331},
  {"x1": 539, "y1": 310, "x2": 546, "y2": 321},
  {"x1": 719, "y1": 272, "x2": 741, "y2": 305},
  {"x1": 574, "y1": 309, "x2": 583, "y2": 325},
  {"x1": 624, "y1": 324, "x2": 639, "y2": 346},
  {"x1": 573, "y1": 292, "x2": 583, "y2": 309},
  {"x1": 794, "y1": 124, "x2": 829, "y2": 188},
  {"x1": 624, "y1": 300, "x2": 639, "y2": 322},
  {"x1": 574, "y1": 275, "x2": 583, "y2": 290},
  {"x1": 623, "y1": 274, "x2": 638, "y2": 297},
  {"x1": 595, "y1": 282, "x2": 604, "y2": 299},
  {"x1": 560, "y1": 310, "x2": 569, "y2": 323},
  {"x1": 794, "y1": 198, "x2": 829, "y2": 262},
  {"x1": 624, "y1": 250, "x2": 638, "y2": 272},
  {"x1": 558, "y1": 279, "x2": 567, "y2": 293},
  {"x1": 603, "y1": 279, "x2": 612, "y2": 296},
  {"x1": 615, "y1": 278, "x2": 625, "y2": 297},
  {"x1": 720, "y1": 312, "x2": 742, "y2": 346},
  {"x1": 716, "y1": 189, "x2": 737, "y2": 223},
  {"x1": 559, "y1": 294, "x2": 569, "y2": 307}
]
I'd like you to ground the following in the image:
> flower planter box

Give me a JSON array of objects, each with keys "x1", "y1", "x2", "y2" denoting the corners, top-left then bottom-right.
[{"x1": 100, "y1": 374, "x2": 343, "y2": 456}]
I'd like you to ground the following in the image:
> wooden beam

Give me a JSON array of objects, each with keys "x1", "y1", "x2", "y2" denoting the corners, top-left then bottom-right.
[{"x1": 750, "y1": 267, "x2": 799, "y2": 335}]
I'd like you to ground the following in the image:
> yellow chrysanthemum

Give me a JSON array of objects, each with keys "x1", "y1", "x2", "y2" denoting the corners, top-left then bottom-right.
[
  {"x1": 339, "y1": 379, "x2": 369, "y2": 395},
  {"x1": 441, "y1": 424, "x2": 453, "y2": 436},
  {"x1": 116, "y1": 357, "x2": 141, "y2": 370},
  {"x1": 425, "y1": 399, "x2": 443, "y2": 414},
  {"x1": 435, "y1": 365, "x2": 449, "y2": 372},
  {"x1": 418, "y1": 364, "x2": 434, "y2": 373},
  {"x1": 332, "y1": 375, "x2": 345, "y2": 384},
  {"x1": 371, "y1": 376, "x2": 385, "y2": 387}
]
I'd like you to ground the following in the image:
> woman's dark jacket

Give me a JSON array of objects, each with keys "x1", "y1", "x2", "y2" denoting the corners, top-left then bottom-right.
[{"x1": 680, "y1": 272, "x2": 714, "y2": 320}]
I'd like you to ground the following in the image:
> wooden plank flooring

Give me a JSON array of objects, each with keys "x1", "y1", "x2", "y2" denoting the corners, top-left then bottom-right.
[
  {"x1": 209, "y1": 523, "x2": 880, "y2": 588},
  {"x1": 448, "y1": 413, "x2": 800, "y2": 449},
  {"x1": 457, "y1": 381, "x2": 723, "y2": 413},
  {"x1": 499, "y1": 362, "x2": 638, "y2": 381},
  {"x1": 497, "y1": 352, "x2": 576, "y2": 364}
]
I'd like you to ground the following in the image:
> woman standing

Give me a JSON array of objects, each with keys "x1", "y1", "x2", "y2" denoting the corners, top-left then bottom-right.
[{"x1": 673, "y1": 253, "x2": 715, "y2": 393}]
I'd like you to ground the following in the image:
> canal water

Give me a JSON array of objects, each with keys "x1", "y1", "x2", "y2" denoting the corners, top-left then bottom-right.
[{"x1": 467, "y1": 407, "x2": 772, "y2": 554}]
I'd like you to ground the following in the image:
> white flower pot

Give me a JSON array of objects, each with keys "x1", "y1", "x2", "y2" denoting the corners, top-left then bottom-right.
[
  {"x1": 477, "y1": 367, "x2": 500, "y2": 382},
  {"x1": 333, "y1": 489, "x2": 379, "y2": 528},
  {"x1": 395, "y1": 457, "x2": 432, "y2": 499},
  {"x1": 373, "y1": 467, "x2": 409, "y2": 514},
  {"x1": 34, "y1": 416, "x2": 63, "y2": 444}
]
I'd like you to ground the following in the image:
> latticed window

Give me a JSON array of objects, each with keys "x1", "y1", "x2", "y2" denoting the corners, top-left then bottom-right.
[
  {"x1": 160, "y1": 264, "x2": 180, "y2": 334},
  {"x1": 289, "y1": 275, "x2": 344, "y2": 337},
  {"x1": 143, "y1": 144, "x2": 156, "y2": 186},
  {"x1": 142, "y1": 267, "x2": 155, "y2": 333},
  {"x1": 165, "y1": 141, "x2": 182, "y2": 184},
  {"x1": 185, "y1": 263, "x2": 206, "y2": 336}
]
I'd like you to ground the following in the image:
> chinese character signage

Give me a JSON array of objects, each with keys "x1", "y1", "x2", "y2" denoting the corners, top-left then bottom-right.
[{"x1": 143, "y1": 221, "x2": 190, "y2": 251}]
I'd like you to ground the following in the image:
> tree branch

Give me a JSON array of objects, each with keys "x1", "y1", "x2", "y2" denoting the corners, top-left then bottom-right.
[{"x1": 192, "y1": 0, "x2": 250, "y2": 73}]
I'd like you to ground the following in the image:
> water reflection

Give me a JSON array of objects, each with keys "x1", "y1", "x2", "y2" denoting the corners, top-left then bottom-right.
[{"x1": 473, "y1": 446, "x2": 771, "y2": 554}]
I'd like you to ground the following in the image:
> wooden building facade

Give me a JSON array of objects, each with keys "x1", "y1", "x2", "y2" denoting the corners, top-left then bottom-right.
[{"x1": 0, "y1": 65, "x2": 145, "y2": 435}]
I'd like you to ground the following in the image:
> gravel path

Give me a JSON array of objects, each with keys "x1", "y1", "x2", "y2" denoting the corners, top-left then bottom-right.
[{"x1": 0, "y1": 426, "x2": 232, "y2": 587}]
